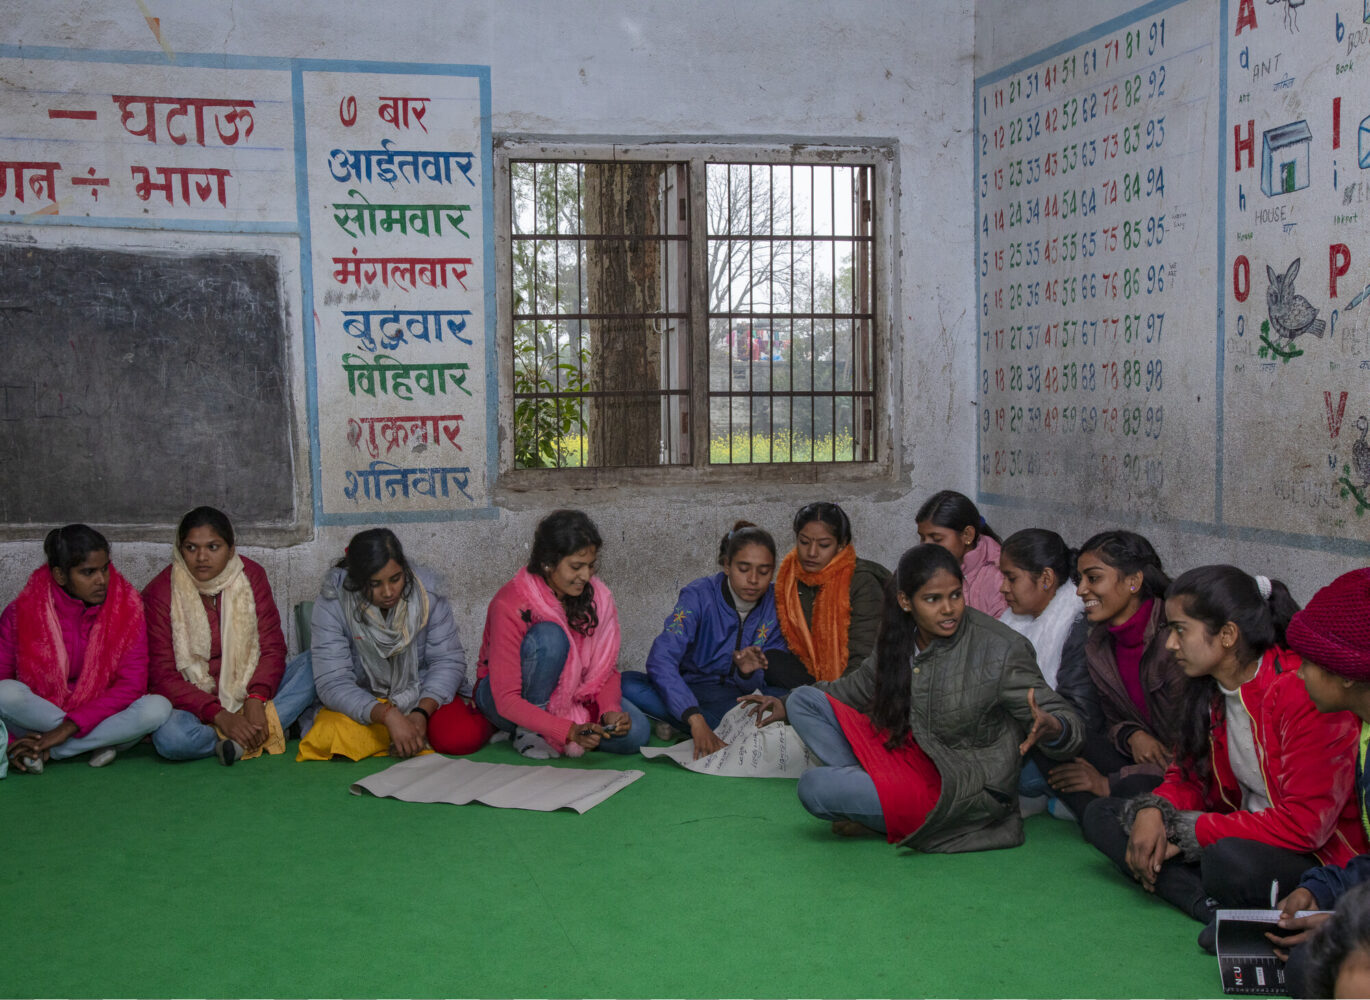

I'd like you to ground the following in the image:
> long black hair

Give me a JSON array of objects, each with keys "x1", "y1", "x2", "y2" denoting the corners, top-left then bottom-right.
[
  {"x1": 792, "y1": 502, "x2": 852, "y2": 546},
  {"x1": 717, "y1": 520, "x2": 777, "y2": 566},
  {"x1": 1077, "y1": 529, "x2": 1170, "y2": 601},
  {"x1": 338, "y1": 528, "x2": 414, "y2": 617},
  {"x1": 867, "y1": 544, "x2": 964, "y2": 749},
  {"x1": 528, "y1": 509, "x2": 602, "y2": 636},
  {"x1": 1000, "y1": 528, "x2": 1076, "y2": 587},
  {"x1": 44, "y1": 524, "x2": 109, "y2": 573},
  {"x1": 177, "y1": 506, "x2": 235, "y2": 548},
  {"x1": 915, "y1": 489, "x2": 1001, "y2": 546},
  {"x1": 1168, "y1": 565, "x2": 1300, "y2": 784}
]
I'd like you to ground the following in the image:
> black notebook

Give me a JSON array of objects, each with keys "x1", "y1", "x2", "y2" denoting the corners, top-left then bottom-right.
[{"x1": 1216, "y1": 908, "x2": 1330, "y2": 995}]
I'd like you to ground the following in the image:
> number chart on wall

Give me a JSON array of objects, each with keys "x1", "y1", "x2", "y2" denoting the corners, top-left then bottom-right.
[
  {"x1": 1223, "y1": 0, "x2": 1370, "y2": 544},
  {"x1": 0, "y1": 47, "x2": 494, "y2": 529},
  {"x1": 975, "y1": 0, "x2": 1221, "y2": 522}
]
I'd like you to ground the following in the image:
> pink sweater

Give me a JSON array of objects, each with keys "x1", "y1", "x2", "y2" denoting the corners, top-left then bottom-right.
[
  {"x1": 0, "y1": 578, "x2": 150, "y2": 737},
  {"x1": 961, "y1": 536, "x2": 1008, "y2": 618},
  {"x1": 476, "y1": 575, "x2": 623, "y2": 745}
]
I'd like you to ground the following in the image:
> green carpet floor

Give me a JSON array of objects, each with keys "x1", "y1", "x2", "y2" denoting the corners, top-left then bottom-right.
[{"x1": 2, "y1": 739, "x2": 1218, "y2": 998}]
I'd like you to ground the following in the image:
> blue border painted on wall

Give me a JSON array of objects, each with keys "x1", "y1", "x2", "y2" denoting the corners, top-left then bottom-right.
[{"x1": 0, "y1": 44, "x2": 498, "y2": 527}]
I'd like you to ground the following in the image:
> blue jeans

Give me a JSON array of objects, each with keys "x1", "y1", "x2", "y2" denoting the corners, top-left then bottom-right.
[
  {"x1": 152, "y1": 649, "x2": 318, "y2": 761},
  {"x1": 0, "y1": 679, "x2": 171, "y2": 761},
  {"x1": 620, "y1": 670, "x2": 788, "y2": 729},
  {"x1": 475, "y1": 621, "x2": 647, "y2": 754},
  {"x1": 1018, "y1": 757, "x2": 1051, "y2": 797},
  {"x1": 786, "y1": 686, "x2": 886, "y2": 832}
]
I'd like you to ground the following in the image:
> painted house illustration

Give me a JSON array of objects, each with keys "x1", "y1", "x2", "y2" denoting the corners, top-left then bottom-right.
[{"x1": 1261, "y1": 120, "x2": 1311, "y2": 197}]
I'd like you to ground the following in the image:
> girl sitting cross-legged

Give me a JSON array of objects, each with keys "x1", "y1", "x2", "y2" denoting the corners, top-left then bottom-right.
[
  {"x1": 297, "y1": 528, "x2": 466, "y2": 762},
  {"x1": 997, "y1": 528, "x2": 1098, "y2": 820},
  {"x1": 0, "y1": 524, "x2": 170, "y2": 774},
  {"x1": 1082, "y1": 565, "x2": 1368, "y2": 950},
  {"x1": 622, "y1": 521, "x2": 794, "y2": 759},
  {"x1": 742, "y1": 543, "x2": 1083, "y2": 851},
  {"x1": 473, "y1": 509, "x2": 647, "y2": 759},
  {"x1": 769, "y1": 501, "x2": 890, "y2": 688},
  {"x1": 145, "y1": 506, "x2": 315, "y2": 766},
  {"x1": 1043, "y1": 530, "x2": 1186, "y2": 818}
]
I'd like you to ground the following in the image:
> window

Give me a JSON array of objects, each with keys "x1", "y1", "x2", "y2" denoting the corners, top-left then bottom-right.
[{"x1": 496, "y1": 142, "x2": 887, "y2": 482}]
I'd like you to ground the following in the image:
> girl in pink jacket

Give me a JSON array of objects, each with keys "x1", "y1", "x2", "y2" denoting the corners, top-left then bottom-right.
[{"x1": 916, "y1": 490, "x2": 1007, "y2": 617}]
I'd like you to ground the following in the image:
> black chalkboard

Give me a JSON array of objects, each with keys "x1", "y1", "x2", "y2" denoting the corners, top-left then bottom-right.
[{"x1": 0, "y1": 243, "x2": 298, "y2": 532}]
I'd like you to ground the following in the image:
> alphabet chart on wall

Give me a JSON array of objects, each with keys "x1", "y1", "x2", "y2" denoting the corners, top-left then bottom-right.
[
  {"x1": 1223, "y1": 0, "x2": 1370, "y2": 545},
  {"x1": 975, "y1": 0, "x2": 1221, "y2": 524}
]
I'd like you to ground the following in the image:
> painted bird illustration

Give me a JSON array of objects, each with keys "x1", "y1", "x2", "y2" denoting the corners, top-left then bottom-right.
[
  {"x1": 1266, "y1": 259, "x2": 1326, "y2": 340},
  {"x1": 1354, "y1": 415, "x2": 1370, "y2": 488}
]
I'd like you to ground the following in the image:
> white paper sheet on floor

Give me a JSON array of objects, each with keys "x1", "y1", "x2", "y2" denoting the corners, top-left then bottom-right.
[
  {"x1": 349, "y1": 754, "x2": 643, "y2": 813},
  {"x1": 639, "y1": 703, "x2": 818, "y2": 777}
]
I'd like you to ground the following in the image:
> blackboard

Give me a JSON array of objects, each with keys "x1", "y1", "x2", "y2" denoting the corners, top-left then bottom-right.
[{"x1": 0, "y1": 243, "x2": 298, "y2": 531}]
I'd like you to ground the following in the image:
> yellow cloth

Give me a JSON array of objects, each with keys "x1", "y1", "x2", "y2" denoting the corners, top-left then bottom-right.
[
  {"x1": 296, "y1": 704, "x2": 434, "y2": 762},
  {"x1": 213, "y1": 700, "x2": 285, "y2": 760}
]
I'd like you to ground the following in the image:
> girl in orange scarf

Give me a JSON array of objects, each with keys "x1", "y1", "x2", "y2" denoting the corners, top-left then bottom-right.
[{"x1": 772, "y1": 503, "x2": 891, "y2": 687}]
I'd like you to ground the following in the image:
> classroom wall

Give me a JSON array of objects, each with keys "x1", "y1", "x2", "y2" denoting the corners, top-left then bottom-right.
[
  {"x1": 0, "y1": 0, "x2": 978, "y2": 666},
  {"x1": 973, "y1": 0, "x2": 1370, "y2": 604}
]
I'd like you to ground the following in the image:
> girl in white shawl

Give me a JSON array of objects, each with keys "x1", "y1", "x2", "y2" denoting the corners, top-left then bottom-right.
[{"x1": 998, "y1": 528, "x2": 1098, "y2": 820}]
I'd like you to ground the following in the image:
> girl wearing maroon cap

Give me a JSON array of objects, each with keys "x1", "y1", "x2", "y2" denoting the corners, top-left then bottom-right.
[
  {"x1": 1262, "y1": 568, "x2": 1370, "y2": 996},
  {"x1": 1082, "y1": 565, "x2": 1368, "y2": 953}
]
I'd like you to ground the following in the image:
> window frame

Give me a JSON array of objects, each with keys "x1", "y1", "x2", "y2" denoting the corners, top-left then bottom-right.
[{"x1": 492, "y1": 138, "x2": 899, "y2": 490}]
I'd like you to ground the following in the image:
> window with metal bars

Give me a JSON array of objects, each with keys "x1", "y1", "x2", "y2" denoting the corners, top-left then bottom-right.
[{"x1": 503, "y1": 148, "x2": 879, "y2": 474}]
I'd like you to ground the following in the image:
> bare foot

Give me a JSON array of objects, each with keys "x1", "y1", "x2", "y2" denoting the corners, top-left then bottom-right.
[{"x1": 830, "y1": 819, "x2": 878, "y2": 837}]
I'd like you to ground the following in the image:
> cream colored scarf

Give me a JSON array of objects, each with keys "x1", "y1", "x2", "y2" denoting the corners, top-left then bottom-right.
[{"x1": 170, "y1": 546, "x2": 260, "y2": 713}]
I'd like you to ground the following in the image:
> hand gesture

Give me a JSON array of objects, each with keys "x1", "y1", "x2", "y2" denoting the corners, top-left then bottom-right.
[
  {"x1": 1018, "y1": 688, "x2": 1063, "y2": 755},
  {"x1": 1127, "y1": 729, "x2": 1172, "y2": 768},
  {"x1": 733, "y1": 646, "x2": 768, "y2": 676},
  {"x1": 1266, "y1": 888, "x2": 1330, "y2": 959},
  {"x1": 738, "y1": 692, "x2": 787, "y2": 728},
  {"x1": 687, "y1": 715, "x2": 727, "y2": 759}
]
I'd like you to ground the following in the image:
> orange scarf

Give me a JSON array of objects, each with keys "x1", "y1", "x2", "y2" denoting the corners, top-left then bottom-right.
[{"x1": 775, "y1": 545, "x2": 856, "y2": 682}]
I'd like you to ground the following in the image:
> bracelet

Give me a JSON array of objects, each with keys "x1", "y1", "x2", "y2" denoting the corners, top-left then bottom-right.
[
  {"x1": 247, "y1": 693, "x2": 269, "y2": 703},
  {"x1": 413, "y1": 706, "x2": 431, "y2": 722}
]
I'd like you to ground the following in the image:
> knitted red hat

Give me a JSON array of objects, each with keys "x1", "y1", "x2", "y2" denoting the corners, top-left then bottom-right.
[{"x1": 1286, "y1": 568, "x2": 1370, "y2": 681}]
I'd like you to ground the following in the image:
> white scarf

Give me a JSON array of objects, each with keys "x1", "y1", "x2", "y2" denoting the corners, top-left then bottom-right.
[
  {"x1": 998, "y1": 586, "x2": 1084, "y2": 690},
  {"x1": 170, "y1": 546, "x2": 260, "y2": 713},
  {"x1": 333, "y1": 571, "x2": 430, "y2": 714}
]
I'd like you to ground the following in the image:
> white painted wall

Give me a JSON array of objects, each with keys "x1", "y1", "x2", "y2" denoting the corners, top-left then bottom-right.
[{"x1": 0, "y1": 0, "x2": 977, "y2": 666}]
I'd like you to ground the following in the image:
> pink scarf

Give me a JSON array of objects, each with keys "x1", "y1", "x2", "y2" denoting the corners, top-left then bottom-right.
[
  {"x1": 14, "y1": 564, "x2": 143, "y2": 711},
  {"x1": 511, "y1": 567, "x2": 620, "y2": 754}
]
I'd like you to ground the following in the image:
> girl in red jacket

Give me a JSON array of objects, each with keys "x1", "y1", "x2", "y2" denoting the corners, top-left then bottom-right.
[{"x1": 1082, "y1": 565, "x2": 1368, "y2": 949}]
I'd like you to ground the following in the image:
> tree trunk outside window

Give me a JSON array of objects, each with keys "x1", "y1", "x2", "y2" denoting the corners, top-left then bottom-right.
[{"x1": 583, "y1": 162, "x2": 662, "y2": 467}]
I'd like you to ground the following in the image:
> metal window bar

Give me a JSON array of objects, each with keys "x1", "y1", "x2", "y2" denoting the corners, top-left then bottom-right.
[
  {"x1": 510, "y1": 159, "x2": 690, "y2": 468},
  {"x1": 705, "y1": 162, "x2": 875, "y2": 465}
]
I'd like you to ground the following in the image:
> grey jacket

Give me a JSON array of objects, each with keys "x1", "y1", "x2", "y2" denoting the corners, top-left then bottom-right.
[
  {"x1": 817, "y1": 607, "x2": 1083, "y2": 853},
  {"x1": 310, "y1": 564, "x2": 467, "y2": 725}
]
